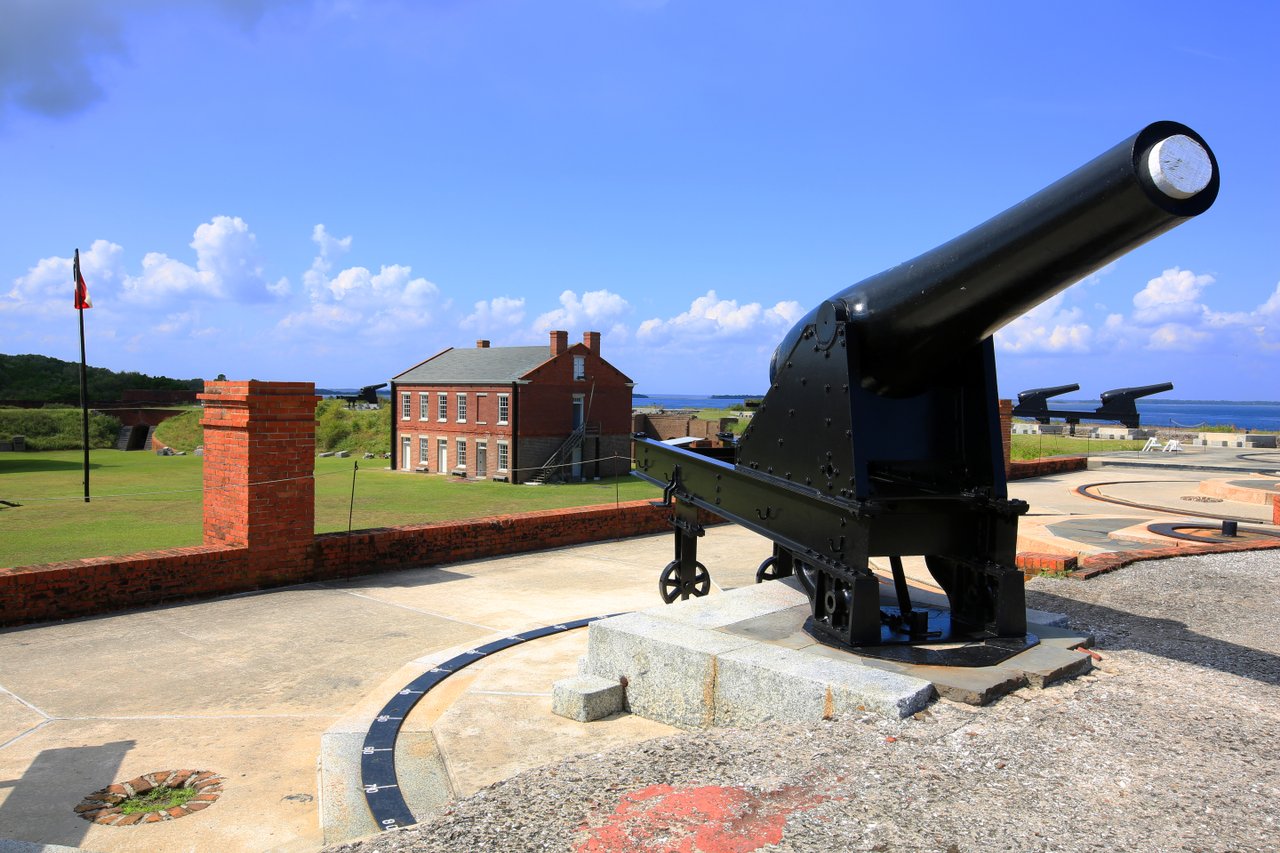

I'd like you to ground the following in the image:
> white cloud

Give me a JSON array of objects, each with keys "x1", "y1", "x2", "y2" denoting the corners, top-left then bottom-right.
[
  {"x1": 303, "y1": 224, "x2": 353, "y2": 299},
  {"x1": 463, "y1": 296, "x2": 526, "y2": 331},
  {"x1": 3, "y1": 239, "x2": 125, "y2": 313},
  {"x1": 277, "y1": 224, "x2": 446, "y2": 339},
  {"x1": 1259, "y1": 282, "x2": 1280, "y2": 317},
  {"x1": 533, "y1": 289, "x2": 630, "y2": 332},
  {"x1": 1132, "y1": 267, "x2": 1214, "y2": 324},
  {"x1": 1147, "y1": 323, "x2": 1209, "y2": 351},
  {"x1": 121, "y1": 216, "x2": 283, "y2": 304},
  {"x1": 996, "y1": 293, "x2": 1093, "y2": 353},
  {"x1": 637, "y1": 291, "x2": 802, "y2": 344},
  {"x1": 278, "y1": 302, "x2": 361, "y2": 332}
]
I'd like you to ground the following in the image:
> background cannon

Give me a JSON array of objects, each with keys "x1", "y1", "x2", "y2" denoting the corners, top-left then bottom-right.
[
  {"x1": 633, "y1": 122, "x2": 1218, "y2": 666},
  {"x1": 339, "y1": 382, "x2": 387, "y2": 409},
  {"x1": 1012, "y1": 381, "x2": 1172, "y2": 430},
  {"x1": 1012, "y1": 384, "x2": 1081, "y2": 423},
  {"x1": 1097, "y1": 382, "x2": 1175, "y2": 428}
]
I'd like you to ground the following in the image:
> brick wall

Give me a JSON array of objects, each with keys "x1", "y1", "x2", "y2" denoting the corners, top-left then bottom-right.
[
  {"x1": 633, "y1": 413, "x2": 733, "y2": 443},
  {"x1": 0, "y1": 379, "x2": 713, "y2": 628},
  {"x1": 0, "y1": 500, "x2": 704, "y2": 627},
  {"x1": 998, "y1": 398, "x2": 1012, "y2": 476},
  {"x1": 1007, "y1": 456, "x2": 1088, "y2": 480}
]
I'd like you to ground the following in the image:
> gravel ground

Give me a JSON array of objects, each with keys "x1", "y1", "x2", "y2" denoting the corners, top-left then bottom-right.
[{"x1": 328, "y1": 550, "x2": 1280, "y2": 853}]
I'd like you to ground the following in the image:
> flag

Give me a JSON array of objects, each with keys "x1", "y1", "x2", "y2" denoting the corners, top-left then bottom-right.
[{"x1": 74, "y1": 248, "x2": 92, "y2": 309}]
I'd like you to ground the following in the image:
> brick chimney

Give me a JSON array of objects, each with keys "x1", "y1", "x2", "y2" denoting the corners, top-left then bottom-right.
[
  {"x1": 476, "y1": 339, "x2": 490, "y2": 348},
  {"x1": 550, "y1": 330, "x2": 569, "y2": 356},
  {"x1": 583, "y1": 331, "x2": 601, "y2": 354}
]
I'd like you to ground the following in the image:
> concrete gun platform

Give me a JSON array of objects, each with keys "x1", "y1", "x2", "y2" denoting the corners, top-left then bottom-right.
[
  {"x1": 0, "y1": 446, "x2": 1277, "y2": 851},
  {"x1": 565, "y1": 576, "x2": 1091, "y2": 730}
]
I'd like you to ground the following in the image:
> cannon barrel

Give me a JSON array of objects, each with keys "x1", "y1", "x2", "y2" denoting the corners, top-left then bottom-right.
[
  {"x1": 1099, "y1": 382, "x2": 1174, "y2": 405},
  {"x1": 772, "y1": 122, "x2": 1218, "y2": 395},
  {"x1": 1016, "y1": 383, "x2": 1080, "y2": 405}
]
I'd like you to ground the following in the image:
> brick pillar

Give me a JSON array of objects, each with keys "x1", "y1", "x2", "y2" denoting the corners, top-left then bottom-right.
[
  {"x1": 1273, "y1": 493, "x2": 1279, "y2": 526},
  {"x1": 199, "y1": 381, "x2": 319, "y2": 553},
  {"x1": 998, "y1": 398, "x2": 1013, "y2": 477}
]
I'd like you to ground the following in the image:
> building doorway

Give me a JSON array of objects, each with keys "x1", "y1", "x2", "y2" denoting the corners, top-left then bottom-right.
[
  {"x1": 476, "y1": 442, "x2": 488, "y2": 478},
  {"x1": 400, "y1": 436, "x2": 411, "y2": 470},
  {"x1": 438, "y1": 438, "x2": 448, "y2": 473}
]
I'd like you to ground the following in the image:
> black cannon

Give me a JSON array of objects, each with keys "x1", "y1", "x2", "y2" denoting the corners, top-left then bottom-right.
[
  {"x1": 339, "y1": 383, "x2": 387, "y2": 409},
  {"x1": 1012, "y1": 384, "x2": 1081, "y2": 423},
  {"x1": 1097, "y1": 382, "x2": 1174, "y2": 429},
  {"x1": 633, "y1": 122, "x2": 1217, "y2": 666},
  {"x1": 1013, "y1": 381, "x2": 1172, "y2": 430}
]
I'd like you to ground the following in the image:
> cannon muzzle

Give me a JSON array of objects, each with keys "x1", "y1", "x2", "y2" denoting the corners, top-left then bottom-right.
[
  {"x1": 1099, "y1": 382, "x2": 1174, "y2": 406},
  {"x1": 1016, "y1": 384, "x2": 1080, "y2": 406},
  {"x1": 772, "y1": 122, "x2": 1218, "y2": 395}
]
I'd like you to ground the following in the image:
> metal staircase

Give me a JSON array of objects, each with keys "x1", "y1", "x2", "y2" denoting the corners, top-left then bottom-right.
[{"x1": 526, "y1": 423, "x2": 597, "y2": 484}]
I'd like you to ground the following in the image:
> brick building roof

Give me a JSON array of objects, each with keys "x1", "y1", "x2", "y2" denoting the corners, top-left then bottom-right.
[{"x1": 392, "y1": 346, "x2": 552, "y2": 385}]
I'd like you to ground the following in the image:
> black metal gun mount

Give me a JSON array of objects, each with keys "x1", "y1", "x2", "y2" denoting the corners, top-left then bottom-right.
[
  {"x1": 634, "y1": 122, "x2": 1218, "y2": 666},
  {"x1": 1013, "y1": 382, "x2": 1173, "y2": 430}
]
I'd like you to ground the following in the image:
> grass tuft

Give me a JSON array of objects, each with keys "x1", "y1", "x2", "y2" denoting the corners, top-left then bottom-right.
[{"x1": 119, "y1": 785, "x2": 197, "y2": 815}]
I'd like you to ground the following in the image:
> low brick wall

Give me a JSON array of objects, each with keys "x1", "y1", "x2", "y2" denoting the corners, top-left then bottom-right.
[
  {"x1": 310, "y1": 501, "x2": 694, "y2": 577},
  {"x1": 1007, "y1": 456, "x2": 1088, "y2": 480},
  {"x1": 0, "y1": 500, "x2": 707, "y2": 628}
]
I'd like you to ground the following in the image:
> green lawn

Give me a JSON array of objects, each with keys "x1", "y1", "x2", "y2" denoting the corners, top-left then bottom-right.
[
  {"x1": 1010, "y1": 433, "x2": 1146, "y2": 460},
  {"x1": 0, "y1": 450, "x2": 659, "y2": 568}
]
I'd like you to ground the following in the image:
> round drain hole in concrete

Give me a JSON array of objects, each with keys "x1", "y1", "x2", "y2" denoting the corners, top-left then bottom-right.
[{"x1": 75, "y1": 770, "x2": 224, "y2": 826}]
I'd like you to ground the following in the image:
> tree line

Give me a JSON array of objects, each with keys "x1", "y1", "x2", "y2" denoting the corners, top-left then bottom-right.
[{"x1": 0, "y1": 354, "x2": 202, "y2": 403}]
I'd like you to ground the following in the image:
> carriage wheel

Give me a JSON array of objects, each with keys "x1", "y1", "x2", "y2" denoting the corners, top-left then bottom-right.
[{"x1": 659, "y1": 560, "x2": 710, "y2": 603}]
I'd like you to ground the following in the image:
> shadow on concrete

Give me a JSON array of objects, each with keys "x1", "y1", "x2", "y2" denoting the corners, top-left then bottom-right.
[
  {"x1": 321, "y1": 567, "x2": 475, "y2": 590},
  {"x1": 1026, "y1": 588, "x2": 1280, "y2": 688},
  {"x1": 0, "y1": 740, "x2": 134, "y2": 846}
]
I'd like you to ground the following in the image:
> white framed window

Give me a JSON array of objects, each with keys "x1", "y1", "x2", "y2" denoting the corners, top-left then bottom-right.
[
  {"x1": 456, "y1": 393, "x2": 468, "y2": 423},
  {"x1": 573, "y1": 355, "x2": 586, "y2": 380},
  {"x1": 437, "y1": 392, "x2": 448, "y2": 422},
  {"x1": 418, "y1": 392, "x2": 429, "y2": 420},
  {"x1": 497, "y1": 440, "x2": 509, "y2": 472},
  {"x1": 456, "y1": 438, "x2": 467, "y2": 468},
  {"x1": 418, "y1": 436, "x2": 430, "y2": 467},
  {"x1": 400, "y1": 392, "x2": 411, "y2": 420},
  {"x1": 497, "y1": 393, "x2": 510, "y2": 425}
]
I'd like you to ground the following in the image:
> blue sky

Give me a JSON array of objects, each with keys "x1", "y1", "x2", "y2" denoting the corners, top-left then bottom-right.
[{"x1": 2, "y1": 0, "x2": 1276, "y2": 399}]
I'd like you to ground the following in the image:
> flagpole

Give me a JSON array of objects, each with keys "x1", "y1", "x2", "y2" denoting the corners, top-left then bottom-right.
[{"x1": 76, "y1": 248, "x2": 90, "y2": 503}]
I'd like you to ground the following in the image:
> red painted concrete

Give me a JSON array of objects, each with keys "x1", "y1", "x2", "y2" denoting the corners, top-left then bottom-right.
[{"x1": 575, "y1": 783, "x2": 831, "y2": 853}]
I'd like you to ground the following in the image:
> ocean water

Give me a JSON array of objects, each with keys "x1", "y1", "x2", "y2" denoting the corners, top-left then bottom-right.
[{"x1": 634, "y1": 394, "x2": 1280, "y2": 431}]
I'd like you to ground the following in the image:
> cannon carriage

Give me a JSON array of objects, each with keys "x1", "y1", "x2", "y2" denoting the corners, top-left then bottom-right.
[{"x1": 634, "y1": 122, "x2": 1218, "y2": 666}]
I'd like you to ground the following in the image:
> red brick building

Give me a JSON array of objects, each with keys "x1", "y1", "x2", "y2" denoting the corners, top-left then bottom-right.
[{"x1": 389, "y1": 331, "x2": 634, "y2": 484}]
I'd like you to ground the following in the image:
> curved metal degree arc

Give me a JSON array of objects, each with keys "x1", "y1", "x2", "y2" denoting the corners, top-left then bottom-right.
[{"x1": 359, "y1": 615, "x2": 623, "y2": 831}]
